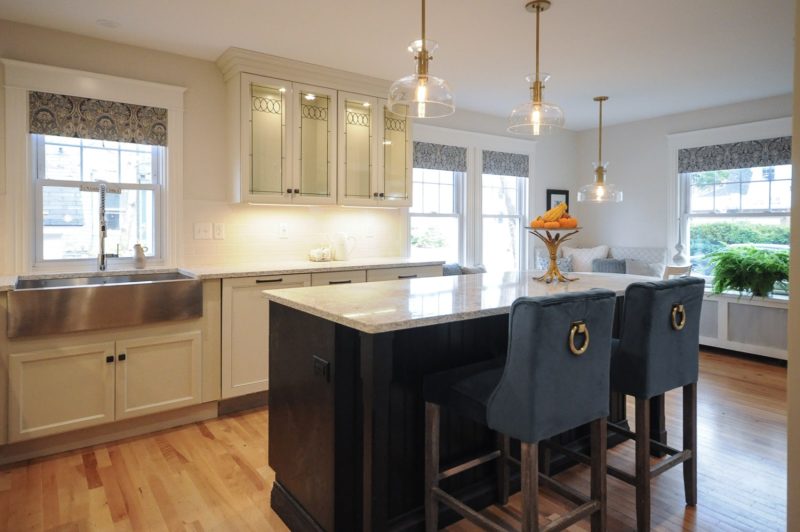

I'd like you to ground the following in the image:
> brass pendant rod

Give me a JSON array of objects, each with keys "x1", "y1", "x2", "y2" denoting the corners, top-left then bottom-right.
[
  {"x1": 598, "y1": 98, "x2": 603, "y2": 162},
  {"x1": 535, "y1": 4, "x2": 540, "y2": 83},
  {"x1": 421, "y1": 0, "x2": 426, "y2": 44}
]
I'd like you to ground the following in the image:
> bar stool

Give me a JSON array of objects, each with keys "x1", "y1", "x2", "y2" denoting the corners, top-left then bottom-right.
[
  {"x1": 423, "y1": 290, "x2": 616, "y2": 532},
  {"x1": 608, "y1": 277, "x2": 705, "y2": 531}
]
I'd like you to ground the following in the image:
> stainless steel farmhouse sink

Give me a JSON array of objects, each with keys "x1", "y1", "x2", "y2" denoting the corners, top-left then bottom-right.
[{"x1": 7, "y1": 271, "x2": 203, "y2": 338}]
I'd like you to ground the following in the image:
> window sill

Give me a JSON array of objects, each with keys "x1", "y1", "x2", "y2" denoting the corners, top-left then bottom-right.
[{"x1": 703, "y1": 290, "x2": 789, "y2": 306}]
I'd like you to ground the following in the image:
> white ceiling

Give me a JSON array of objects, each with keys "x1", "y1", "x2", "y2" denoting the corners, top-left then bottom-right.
[{"x1": 0, "y1": 0, "x2": 794, "y2": 130}]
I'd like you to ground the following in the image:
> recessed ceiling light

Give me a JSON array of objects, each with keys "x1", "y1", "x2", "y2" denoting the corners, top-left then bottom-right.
[{"x1": 95, "y1": 19, "x2": 120, "y2": 29}]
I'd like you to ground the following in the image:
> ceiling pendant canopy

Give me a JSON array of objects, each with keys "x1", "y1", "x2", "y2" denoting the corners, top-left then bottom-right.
[
  {"x1": 508, "y1": 0, "x2": 564, "y2": 136},
  {"x1": 388, "y1": 0, "x2": 455, "y2": 118},
  {"x1": 577, "y1": 96, "x2": 623, "y2": 203}
]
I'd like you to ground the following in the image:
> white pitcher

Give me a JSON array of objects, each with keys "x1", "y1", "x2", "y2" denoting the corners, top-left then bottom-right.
[{"x1": 332, "y1": 233, "x2": 356, "y2": 261}]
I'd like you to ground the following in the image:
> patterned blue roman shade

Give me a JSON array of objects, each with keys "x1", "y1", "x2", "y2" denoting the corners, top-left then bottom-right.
[
  {"x1": 482, "y1": 150, "x2": 529, "y2": 178},
  {"x1": 678, "y1": 136, "x2": 790, "y2": 173},
  {"x1": 29, "y1": 91, "x2": 168, "y2": 146},
  {"x1": 413, "y1": 141, "x2": 467, "y2": 172}
]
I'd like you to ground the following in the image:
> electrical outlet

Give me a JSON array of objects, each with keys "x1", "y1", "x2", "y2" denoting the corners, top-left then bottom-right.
[
  {"x1": 194, "y1": 222, "x2": 212, "y2": 240},
  {"x1": 213, "y1": 223, "x2": 225, "y2": 240},
  {"x1": 279, "y1": 223, "x2": 289, "y2": 239}
]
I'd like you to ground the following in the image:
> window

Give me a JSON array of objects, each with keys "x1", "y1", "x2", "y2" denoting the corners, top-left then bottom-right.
[
  {"x1": 481, "y1": 174, "x2": 527, "y2": 272},
  {"x1": 679, "y1": 136, "x2": 791, "y2": 278},
  {"x1": 33, "y1": 135, "x2": 162, "y2": 262},
  {"x1": 409, "y1": 168, "x2": 463, "y2": 263},
  {"x1": 27, "y1": 89, "x2": 169, "y2": 267}
]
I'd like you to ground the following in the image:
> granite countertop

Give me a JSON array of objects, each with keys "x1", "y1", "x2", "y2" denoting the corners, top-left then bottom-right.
[
  {"x1": 0, "y1": 257, "x2": 445, "y2": 291},
  {"x1": 262, "y1": 271, "x2": 656, "y2": 334}
]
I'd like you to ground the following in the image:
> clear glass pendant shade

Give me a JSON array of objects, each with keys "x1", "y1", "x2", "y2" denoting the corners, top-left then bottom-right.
[
  {"x1": 507, "y1": 74, "x2": 564, "y2": 136},
  {"x1": 576, "y1": 163, "x2": 623, "y2": 203},
  {"x1": 388, "y1": 39, "x2": 455, "y2": 118}
]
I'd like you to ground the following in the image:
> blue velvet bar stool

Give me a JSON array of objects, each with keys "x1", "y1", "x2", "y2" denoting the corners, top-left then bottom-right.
[
  {"x1": 608, "y1": 277, "x2": 705, "y2": 531},
  {"x1": 423, "y1": 290, "x2": 616, "y2": 532}
]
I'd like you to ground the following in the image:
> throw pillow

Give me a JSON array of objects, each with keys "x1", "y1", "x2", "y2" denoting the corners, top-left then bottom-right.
[
  {"x1": 535, "y1": 255, "x2": 573, "y2": 273},
  {"x1": 561, "y1": 245, "x2": 609, "y2": 272},
  {"x1": 443, "y1": 263, "x2": 462, "y2": 276},
  {"x1": 460, "y1": 264, "x2": 487, "y2": 274},
  {"x1": 591, "y1": 258, "x2": 626, "y2": 274},
  {"x1": 625, "y1": 259, "x2": 665, "y2": 278}
]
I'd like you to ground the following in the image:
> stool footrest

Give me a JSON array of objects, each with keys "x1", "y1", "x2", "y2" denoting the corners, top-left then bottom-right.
[
  {"x1": 606, "y1": 464, "x2": 637, "y2": 485},
  {"x1": 651, "y1": 449, "x2": 692, "y2": 478},
  {"x1": 608, "y1": 421, "x2": 682, "y2": 456},
  {"x1": 538, "y1": 472, "x2": 591, "y2": 507},
  {"x1": 432, "y1": 487, "x2": 512, "y2": 532},
  {"x1": 439, "y1": 449, "x2": 502, "y2": 481},
  {"x1": 541, "y1": 500, "x2": 601, "y2": 532}
]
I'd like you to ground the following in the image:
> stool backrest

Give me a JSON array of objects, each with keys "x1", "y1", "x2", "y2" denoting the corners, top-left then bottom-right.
[
  {"x1": 486, "y1": 290, "x2": 616, "y2": 443},
  {"x1": 613, "y1": 277, "x2": 705, "y2": 399}
]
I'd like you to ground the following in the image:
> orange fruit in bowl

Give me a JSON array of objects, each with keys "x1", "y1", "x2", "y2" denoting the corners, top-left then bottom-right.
[
  {"x1": 531, "y1": 218, "x2": 546, "y2": 228},
  {"x1": 543, "y1": 221, "x2": 561, "y2": 229},
  {"x1": 559, "y1": 217, "x2": 578, "y2": 229}
]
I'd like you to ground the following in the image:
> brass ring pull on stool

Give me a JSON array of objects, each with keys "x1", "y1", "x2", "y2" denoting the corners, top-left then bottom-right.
[
  {"x1": 569, "y1": 321, "x2": 589, "y2": 355},
  {"x1": 672, "y1": 304, "x2": 687, "y2": 331}
]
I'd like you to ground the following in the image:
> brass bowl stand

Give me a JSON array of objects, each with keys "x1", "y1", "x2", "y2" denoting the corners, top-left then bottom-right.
[{"x1": 529, "y1": 228, "x2": 580, "y2": 283}]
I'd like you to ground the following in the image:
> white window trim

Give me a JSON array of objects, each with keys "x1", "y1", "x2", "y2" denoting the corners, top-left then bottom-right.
[
  {"x1": 411, "y1": 124, "x2": 535, "y2": 269},
  {"x1": 2, "y1": 58, "x2": 185, "y2": 273},
  {"x1": 665, "y1": 117, "x2": 791, "y2": 264}
]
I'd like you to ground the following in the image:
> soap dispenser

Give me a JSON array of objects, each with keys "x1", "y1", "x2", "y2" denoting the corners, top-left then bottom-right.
[{"x1": 133, "y1": 243, "x2": 148, "y2": 269}]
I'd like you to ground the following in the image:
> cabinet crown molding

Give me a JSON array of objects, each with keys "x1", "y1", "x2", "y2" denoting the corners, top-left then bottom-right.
[{"x1": 216, "y1": 47, "x2": 391, "y2": 97}]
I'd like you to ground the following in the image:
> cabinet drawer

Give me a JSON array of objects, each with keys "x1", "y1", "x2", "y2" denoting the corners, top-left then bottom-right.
[
  {"x1": 366, "y1": 265, "x2": 443, "y2": 282},
  {"x1": 311, "y1": 270, "x2": 366, "y2": 286}
]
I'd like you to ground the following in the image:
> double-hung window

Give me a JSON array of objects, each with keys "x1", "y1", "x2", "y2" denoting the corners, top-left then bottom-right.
[
  {"x1": 409, "y1": 142, "x2": 466, "y2": 263},
  {"x1": 679, "y1": 136, "x2": 791, "y2": 278},
  {"x1": 29, "y1": 91, "x2": 167, "y2": 265},
  {"x1": 480, "y1": 150, "x2": 529, "y2": 272}
]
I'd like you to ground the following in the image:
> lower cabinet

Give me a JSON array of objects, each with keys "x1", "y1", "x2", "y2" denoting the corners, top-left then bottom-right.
[
  {"x1": 366, "y1": 264, "x2": 443, "y2": 282},
  {"x1": 222, "y1": 274, "x2": 311, "y2": 398},
  {"x1": 8, "y1": 331, "x2": 202, "y2": 442}
]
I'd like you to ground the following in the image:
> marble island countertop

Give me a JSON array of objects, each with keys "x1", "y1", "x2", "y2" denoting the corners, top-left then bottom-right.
[
  {"x1": 262, "y1": 271, "x2": 657, "y2": 334},
  {"x1": 0, "y1": 257, "x2": 444, "y2": 291}
]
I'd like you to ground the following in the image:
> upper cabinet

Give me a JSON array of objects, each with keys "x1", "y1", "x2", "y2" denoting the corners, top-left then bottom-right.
[
  {"x1": 337, "y1": 93, "x2": 412, "y2": 207},
  {"x1": 220, "y1": 48, "x2": 411, "y2": 207}
]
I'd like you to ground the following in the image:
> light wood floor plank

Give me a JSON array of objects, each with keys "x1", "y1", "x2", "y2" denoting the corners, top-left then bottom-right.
[{"x1": 0, "y1": 351, "x2": 785, "y2": 531}]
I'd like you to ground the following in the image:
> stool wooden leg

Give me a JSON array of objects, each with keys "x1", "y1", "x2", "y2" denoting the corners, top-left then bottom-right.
[
  {"x1": 521, "y1": 442, "x2": 539, "y2": 532},
  {"x1": 635, "y1": 397, "x2": 651, "y2": 532},
  {"x1": 497, "y1": 433, "x2": 510, "y2": 505},
  {"x1": 683, "y1": 382, "x2": 698, "y2": 506},
  {"x1": 591, "y1": 418, "x2": 607, "y2": 532},
  {"x1": 425, "y1": 402, "x2": 440, "y2": 532}
]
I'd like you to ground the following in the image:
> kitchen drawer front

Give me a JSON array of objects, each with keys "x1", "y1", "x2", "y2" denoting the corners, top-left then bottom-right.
[
  {"x1": 311, "y1": 270, "x2": 367, "y2": 286},
  {"x1": 366, "y1": 265, "x2": 443, "y2": 282}
]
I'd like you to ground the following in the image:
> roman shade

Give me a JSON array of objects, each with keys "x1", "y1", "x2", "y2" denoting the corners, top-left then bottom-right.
[
  {"x1": 29, "y1": 91, "x2": 168, "y2": 146},
  {"x1": 678, "y1": 136, "x2": 790, "y2": 173},
  {"x1": 413, "y1": 141, "x2": 467, "y2": 172},
  {"x1": 482, "y1": 150, "x2": 529, "y2": 178}
]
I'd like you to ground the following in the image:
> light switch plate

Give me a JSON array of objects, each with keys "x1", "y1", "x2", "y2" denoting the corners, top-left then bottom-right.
[
  {"x1": 194, "y1": 222, "x2": 212, "y2": 240},
  {"x1": 213, "y1": 223, "x2": 225, "y2": 240}
]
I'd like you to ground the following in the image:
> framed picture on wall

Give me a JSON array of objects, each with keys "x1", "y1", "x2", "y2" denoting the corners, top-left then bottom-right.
[{"x1": 546, "y1": 189, "x2": 569, "y2": 210}]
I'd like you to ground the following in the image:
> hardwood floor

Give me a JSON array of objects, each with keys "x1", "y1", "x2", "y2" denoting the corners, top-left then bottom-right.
[{"x1": 0, "y1": 350, "x2": 786, "y2": 531}]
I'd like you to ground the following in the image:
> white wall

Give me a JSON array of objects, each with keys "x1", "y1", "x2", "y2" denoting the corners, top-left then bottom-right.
[{"x1": 572, "y1": 94, "x2": 792, "y2": 249}]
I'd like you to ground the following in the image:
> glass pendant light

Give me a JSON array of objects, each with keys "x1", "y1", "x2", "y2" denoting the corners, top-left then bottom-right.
[
  {"x1": 508, "y1": 0, "x2": 564, "y2": 135},
  {"x1": 388, "y1": 0, "x2": 455, "y2": 118},
  {"x1": 577, "y1": 96, "x2": 623, "y2": 203}
]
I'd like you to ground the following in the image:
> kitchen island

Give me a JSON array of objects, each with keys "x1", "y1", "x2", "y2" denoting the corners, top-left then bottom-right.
[{"x1": 263, "y1": 271, "x2": 657, "y2": 532}]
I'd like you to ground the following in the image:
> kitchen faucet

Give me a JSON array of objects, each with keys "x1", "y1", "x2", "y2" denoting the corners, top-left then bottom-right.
[{"x1": 97, "y1": 182, "x2": 118, "y2": 271}]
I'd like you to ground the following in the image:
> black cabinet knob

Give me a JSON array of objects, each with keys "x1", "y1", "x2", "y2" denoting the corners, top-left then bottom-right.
[
  {"x1": 106, "y1": 355, "x2": 114, "y2": 364},
  {"x1": 118, "y1": 353, "x2": 126, "y2": 362},
  {"x1": 294, "y1": 188, "x2": 300, "y2": 194},
  {"x1": 286, "y1": 188, "x2": 293, "y2": 194}
]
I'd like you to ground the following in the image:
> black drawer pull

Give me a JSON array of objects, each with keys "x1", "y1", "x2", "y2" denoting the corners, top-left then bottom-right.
[
  {"x1": 398, "y1": 274, "x2": 418, "y2": 279},
  {"x1": 286, "y1": 188, "x2": 293, "y2": 194},
  {"x1": 118, "y1": 353, "x2": 126, "y2": 362},
  {"x1": 256, "y1": 278, "x2": 284, "y2": 283},
  {"x1": 329, "y1": 280, "x2": 352, "y2": 285},
  {"x1": 106, "y1": 355, "x2": 114, "y2": 364},
  {"x1": 294, "y1": 188, "x2": 300, "y2": 194}
]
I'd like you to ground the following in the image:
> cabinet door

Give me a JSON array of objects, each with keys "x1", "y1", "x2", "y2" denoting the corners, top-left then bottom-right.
[
  {"x1": 338, "y1": 92, "x2": 379, "y2": 206},
  {"x1": 243, "y1": 74, "x2": 293, "y2": 204},
  {"x1": 378, "y1": 99, "x2": 413, "y2": 206},
  {"x1": 311, "y1": 270, "x2": 367, "y2": 286},
  {"x1": 115, "y1": 332, "x2": 202, "y2": 419},
  {"x1": 293, "y1": 83, "x2": 337, "y2": 204},
  {"x1": 8, "y1": 342, "x2": 116, "y2": 442},
  {"x1": 366, "y1": 265, "x2": 443, "y2": 282},
  {"x1": 222, "y1": 274, "x2": 312, "y2": 398}
]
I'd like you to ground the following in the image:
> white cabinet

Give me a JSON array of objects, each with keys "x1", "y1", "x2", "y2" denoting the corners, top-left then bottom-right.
[
  {"x1": 8, "y1": 331, "x2": 201, "y2": 442},
  {"x1": 230, "y1": 73, "x2": 337, "y2": 205},
  {"x1": 366, "y1": 265, "x2": 443, "y2": 282},
  {"x1": 338, "y1": 94, "x2": 412, "y2": 207},
  {"x1": 222, "y1": 274, "x2": 311, "y2": 398},
  {"x1": 311, "y1": 270, "x2": 366, "y2": 286}
]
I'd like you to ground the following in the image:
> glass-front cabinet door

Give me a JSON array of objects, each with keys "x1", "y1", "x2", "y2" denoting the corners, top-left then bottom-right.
[
  {"x1": 379, "y1": 100, "x2": 412, "y2": 206},
  {"x1": 293, "y1": 83, "x2": 337, "y2": 204},
  {"x1": 241, "y1": 74, "x2": 292, "y2": 203},
  {"x1": 338, "y1": 92, "x2": 378, "y2": 205}
]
